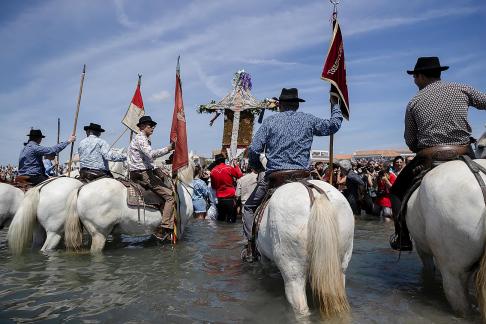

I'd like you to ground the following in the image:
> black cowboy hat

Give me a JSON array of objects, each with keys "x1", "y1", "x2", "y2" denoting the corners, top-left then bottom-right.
[
  {"x1": 83, "y1": 122, "x2": 105, "y2": 132},
  {"x1": 136, "y1": 115, "x2": 157, "y2": 127},
  {"x1": 27, "y1": 129, "x2": 45, "y2": 138},
  {"x1": 272, "y1": 88, "x2": 306, "y2": 102},
  {"x1": 407, "y1": 57, "x2": 449, "y2": 75}
]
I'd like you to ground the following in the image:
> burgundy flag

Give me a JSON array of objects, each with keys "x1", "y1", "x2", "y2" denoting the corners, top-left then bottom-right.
[
  {"x1": 321, "y1": 19, "x2": 350, "y2": 119},
  {"x1": 170, "y1": 56, "x2": 189, "y2": 173}
]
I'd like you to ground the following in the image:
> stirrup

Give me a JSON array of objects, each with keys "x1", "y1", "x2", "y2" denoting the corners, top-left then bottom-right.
[
  {"x1": 153, "y1": 231, "x2": 172, "y2": 242},
  {"x1": 389, "y1": 233, "x2": 413, "y2": 251},
  {"x1": 241, "y1": 245, "x2": 254, "y2": 263}
]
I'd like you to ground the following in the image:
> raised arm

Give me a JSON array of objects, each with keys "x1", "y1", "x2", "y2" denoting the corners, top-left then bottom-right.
[{"x1": 312, "y1": 104, "x2": 343, "y2": 136}]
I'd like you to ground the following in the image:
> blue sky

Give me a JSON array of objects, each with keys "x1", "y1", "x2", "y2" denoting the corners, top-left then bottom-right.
[{"x1": 1, "y1": 0, "x2": 485, "y2": 164}]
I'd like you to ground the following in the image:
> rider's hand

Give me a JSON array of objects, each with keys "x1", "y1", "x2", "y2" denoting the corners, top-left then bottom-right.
[
  {"x1": 330, "y1": 94, "x2": 339, "y2": 106},
  {"x1": 67, "y1": 135, "x2": 76, "y2": 143},
  {"x1": 170, "y1": 142, "x2": 176, "y2": 150}
]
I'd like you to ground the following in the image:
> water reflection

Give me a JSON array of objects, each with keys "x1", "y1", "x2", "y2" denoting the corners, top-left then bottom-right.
[{"x1": 0, "y1": 218, "x2": 481, "y2": 323}]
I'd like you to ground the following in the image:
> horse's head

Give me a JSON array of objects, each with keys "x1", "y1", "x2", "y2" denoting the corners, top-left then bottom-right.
[{"x1": 476, "y1": 131, "x2": 486, "y2": 159}]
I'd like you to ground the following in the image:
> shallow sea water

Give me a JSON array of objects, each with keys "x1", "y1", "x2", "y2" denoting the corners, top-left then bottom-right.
[{"x1": 0, "y1": 217, "x2": 481, "y2": 323}]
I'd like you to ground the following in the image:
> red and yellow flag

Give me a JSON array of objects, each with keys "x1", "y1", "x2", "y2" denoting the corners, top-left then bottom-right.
[
  {"x1": 321, "y1": 19, "x2": 350, "y2": 120},
  {"x1": 170, "y1": 57, "x2": 189, "y2": 173}
]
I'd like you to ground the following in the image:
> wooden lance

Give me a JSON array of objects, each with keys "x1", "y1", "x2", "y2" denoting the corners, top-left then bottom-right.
[
  {"x1": 67, "y1": 65, "x2": 86, "y2": 176},
  {"x1": 56, "y1": 117, "x2": 60, "y2": 175}
]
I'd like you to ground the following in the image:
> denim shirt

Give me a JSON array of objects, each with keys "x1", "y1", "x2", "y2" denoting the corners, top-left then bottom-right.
[
  {"x1": 249, "y1": 105, "x2": 343, "y2": 173},
  {"x1": 18, "y1": 141, "x2": 68, "y2": 176}
]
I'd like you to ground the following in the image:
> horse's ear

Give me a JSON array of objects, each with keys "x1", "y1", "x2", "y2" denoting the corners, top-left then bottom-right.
[{"x1": 189, "y1": 151, "x2": 194, "y2": 160}]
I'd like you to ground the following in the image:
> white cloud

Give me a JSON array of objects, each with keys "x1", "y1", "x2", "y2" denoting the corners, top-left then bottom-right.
[
  {"x1": 149, "y1": 90, "x2": 171, "y2": 102},
  {"x1": 114, "y1": 0, "x2": 137, "y2": 28}
]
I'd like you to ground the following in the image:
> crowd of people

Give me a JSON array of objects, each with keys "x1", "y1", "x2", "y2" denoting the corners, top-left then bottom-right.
[
  {"x1": 310, "y1": 155, "x2": 413, "y2": 221},
  {"x1": 0, "y1": 165, "x2": 17, "y2": 182}
]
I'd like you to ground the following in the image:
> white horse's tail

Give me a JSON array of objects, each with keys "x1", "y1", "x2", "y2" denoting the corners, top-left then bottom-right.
[
  {"x1": 64, "y1": 189, "x2": 83, "y2": 251},
  {"x1": 476, "y1": 209, "x2": 486, "y2": 320},
  {"x1": 307, "y1": 193, "x2": 350, "y2": 317},
  {"x1": 7, "y1": 187, "x2": 40, "y2": 255}
]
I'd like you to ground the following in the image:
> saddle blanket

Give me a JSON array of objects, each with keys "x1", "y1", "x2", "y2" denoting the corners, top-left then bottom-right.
[{"x1": 117, "y1": 179, "x2": 164, "y2": 210}]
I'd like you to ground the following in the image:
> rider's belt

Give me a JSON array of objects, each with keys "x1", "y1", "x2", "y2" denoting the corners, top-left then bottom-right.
[
  {"x1": 416, "y1": 144, "x2": 471, "y2": 161},
  {"x1": 268, "y1": 169, "x2": 311, "y2": 189}
]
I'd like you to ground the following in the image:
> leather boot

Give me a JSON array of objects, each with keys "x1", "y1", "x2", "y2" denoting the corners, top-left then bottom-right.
[{"x1": 153, "y1": 225, "x2": 172, "y2": 242}]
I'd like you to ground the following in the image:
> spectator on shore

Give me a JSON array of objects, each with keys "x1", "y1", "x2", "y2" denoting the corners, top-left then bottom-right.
[{"x1": 339, "y1": 159, "x2": 365, "y2": 215}]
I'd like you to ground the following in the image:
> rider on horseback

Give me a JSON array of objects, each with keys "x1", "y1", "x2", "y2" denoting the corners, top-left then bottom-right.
[
  {"x1": 78, "y1": 123, "x2": 126, "y2": 182},
  {"x1": 241, "y1": 88, "x2": 343, "y2": 261},
  {"x1": 18, "y1": 129, "x2": 75, "y2": 185},
  {"x1": 127, "y1": 116, "x2": 175, "y2": 242},
  {"x1": 390, "y1": 57, "x2": 486, "y2": 251}
]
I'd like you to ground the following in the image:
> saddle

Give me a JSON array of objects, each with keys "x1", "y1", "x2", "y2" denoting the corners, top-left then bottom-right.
[
  {"x1": 11, "y1": 176, "x2": 32, "y2": 192},
  {"x1": 78, "y1": 169, "x2": 113, "y2": 183},
  {"x1": 117, "y1": 179, "x2": 165, "y2": 210},
  {"x1": 250, "y1": 170, "x2": 325, "y2": 258}
]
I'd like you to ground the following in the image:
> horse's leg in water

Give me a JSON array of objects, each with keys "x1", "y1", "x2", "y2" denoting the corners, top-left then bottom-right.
[
  {"x1": 41, "y1": 232, "x2": 62, "y2": 252},
  {"x1": 91, "y1": 233, "x2": 107, "y2": 253},
  {"x1": 278, "y1": 260, "x2": 309, "y2": 315},
  {"x1": 32, "y1": 223, "x2": 46, "y2": 248},
  {"x1": 441, "y1": 268, "x2": 471, "y2": 316},
  {"x1": 83, "y1": 219, "x2": 108, "y2": 253},
  {"x1": 416, "y1": 246, "x2": 435, "y2": 277}
]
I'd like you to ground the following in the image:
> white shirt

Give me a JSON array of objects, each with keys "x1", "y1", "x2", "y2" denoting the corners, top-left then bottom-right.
[{"x1": 127, "y1": 133, "x2": 171, "y2": 171}]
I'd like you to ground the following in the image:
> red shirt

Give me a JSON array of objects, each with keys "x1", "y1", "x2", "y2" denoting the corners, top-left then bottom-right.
[
  {"x1": 210, "y1": 163, "x2": 243, "y2": 198},
  {"x1": 376, "y1": 172, "x2": 396, "y2": 208}
]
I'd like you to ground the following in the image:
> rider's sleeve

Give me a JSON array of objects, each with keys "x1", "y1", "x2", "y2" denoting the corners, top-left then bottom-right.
[
  {"x1": 465, "y1": 85, "x2": 486, "y2": 110},
  {"x1": 36, "y1": 141, "x2": 69, "y2": 156},
  {"x1": 312, "y1": 104, "x2": 343, "y2": 136},
  {"x1": 100, "y1": 140, "x2": 126, "y2": 162},
  {"x1": 138, "y1": 136, "x2": 170, "y2": 159},
  {"x1": 404, "y1": 104, "x2": 418, "y2": 152},
  {"x1": 248, "y1": 122, "x2": 267, "y2": 171}
]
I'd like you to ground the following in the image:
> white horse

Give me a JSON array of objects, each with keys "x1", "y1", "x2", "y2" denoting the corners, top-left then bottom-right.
[
  {"x1": 64, "y1": 161, "x2": 194, "y2": 253},
  {"x1": 0, "y1": 183, "x2": 24, "y2": 230},
  {"x1": 406, "y1": 156, "x2": 486, "y2": 318},
  {"x1": 255, "y1": 180, "x2": 354, "y2": 317},
  {"x1": 8, "y1": 177, "x2": 83, "y2": 254}
]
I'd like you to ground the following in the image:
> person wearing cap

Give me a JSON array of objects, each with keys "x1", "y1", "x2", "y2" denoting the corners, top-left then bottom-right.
[
  {"x1": 210, "y1": 152, "x2": 243, "y2": 223},
  {"x1": 18, "y1": 129, "x2": 76, "y2": 185},
  {"x1": 241, "y1": 88, "x2": 343, "y2": 261},
  {"x1": 77, "y1": 122, "x2": 126, "y2": 182},
  {"x1": 389, "y1": 56, "x2": 486, "y2": 251},
  {"x1": 128, "y1": 116, "x2": 175, "y2": 241}
]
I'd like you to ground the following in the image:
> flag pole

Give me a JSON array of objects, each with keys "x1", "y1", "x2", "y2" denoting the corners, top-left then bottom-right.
[
  {"x1": 56, "y1": 117, "x2": 60, "y2": 175},
  {"x1": 130, "y1": 74, "x2": 142, "y2": 143},
  {"x1": 68, "y1": 64, "x2": 86, "y2": 176},
  {"x1": 329, "y1": 134, "x2": 334, "y2": 185},
  {"x1": 328, "y1": 0, "x2": 340, "y2": 186}
]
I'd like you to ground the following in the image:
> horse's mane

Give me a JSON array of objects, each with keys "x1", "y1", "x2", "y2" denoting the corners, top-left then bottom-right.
[{"x1": 176, "y1": 158, "x2": 195, "y2": 185}]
